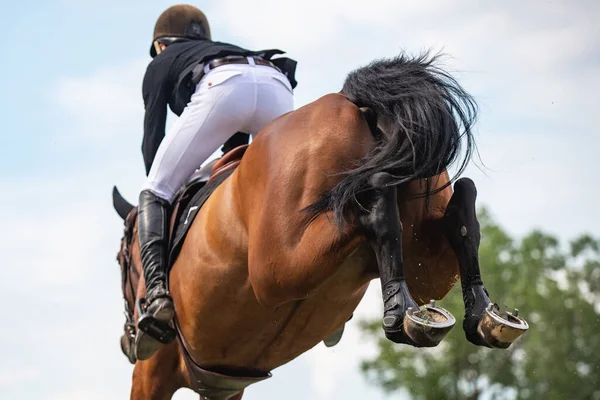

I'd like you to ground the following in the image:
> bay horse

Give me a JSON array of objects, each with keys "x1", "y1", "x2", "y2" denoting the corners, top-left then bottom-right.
[{"x1": 113, "y1": 52, "x2": 528, "y2": 399}]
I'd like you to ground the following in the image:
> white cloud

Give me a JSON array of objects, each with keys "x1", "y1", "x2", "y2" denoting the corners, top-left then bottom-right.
[
  {"x1": 0, "y1": 368, "x2": 40, "y2": 387},
  {"x1": 49, "y1": 390, "x2": 116, "y2": 400},
  {"x1": 52, "y1": 59, "x2": 147, "y2": 142},
  {"x1": 203, "y1": 0, "x2": 600, "y2": 170},
  {"x1": 457, "y1": 129, "x2": 600, "y2": 239},
  {"x1": 0, "y1": 165, "x2": 144, "y2": 291}
]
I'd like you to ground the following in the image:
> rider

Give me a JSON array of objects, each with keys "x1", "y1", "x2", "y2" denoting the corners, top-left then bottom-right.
[{"x1": 136, "y1": 4, "x2": 297, "y2": 360}]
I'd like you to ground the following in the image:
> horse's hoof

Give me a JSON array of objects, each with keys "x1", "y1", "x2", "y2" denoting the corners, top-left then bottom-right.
[
  {"x1": 477, "y1": 303, "x2": 529, "y2": 349},
  {"x1": 120, "y1": 334, "x2": 137, "y2": 364},
  {"x1": 323, "y1": 323, "x2": 345, "y2": 347},
  {"x1": 134, "y1": 329, "x2": 163, "y2": 361},
  {"x1": 403, "y1": 300, "x2": 456, "y2": 347},
  {"x1": 383, "y1": 312, "x2": 418, "y2": 346}
]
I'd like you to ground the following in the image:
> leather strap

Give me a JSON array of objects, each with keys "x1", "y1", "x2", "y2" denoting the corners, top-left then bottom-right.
[
  {"x1": 173, "y1": 318, "x2": 271, "y2": 398},
  {"x1": 207, "y1": 55, "x2": 280, "y2": 71},
  {"x1": 192, "y1": 56, "x2": 281, "y2": 85}
]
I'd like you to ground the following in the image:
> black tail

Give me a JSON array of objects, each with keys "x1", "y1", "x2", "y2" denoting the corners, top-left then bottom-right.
[
  {"x1": 306, "y1": 50, "x2": 478, "y2": 226},
  {"x1": 112, "y1": 186, "x2": 134, "y2": 220}
]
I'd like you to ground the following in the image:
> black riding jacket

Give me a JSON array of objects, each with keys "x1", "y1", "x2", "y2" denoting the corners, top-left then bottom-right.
[{"x1": 141, "y1": 38, "x2": 298, "y2": 174}]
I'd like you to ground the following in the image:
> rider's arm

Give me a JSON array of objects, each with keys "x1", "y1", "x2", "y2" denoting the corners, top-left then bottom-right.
[{"x1": 141, "y1": 62, "x2": 169, "y2": 176}]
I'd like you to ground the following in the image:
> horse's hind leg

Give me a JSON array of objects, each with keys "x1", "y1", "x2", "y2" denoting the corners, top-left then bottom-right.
[
  {"x1": 442, "y1": 177, "x2": 528, "y2": 348},
  {"x1": 130, "y1": 342, "x2": 183, "y2": 400},
  {"x1": 360, "y1": 172, "x2": 455, "y2": 347}
]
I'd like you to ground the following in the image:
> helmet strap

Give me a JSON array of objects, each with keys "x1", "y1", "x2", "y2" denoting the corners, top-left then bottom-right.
[{"x1": 153, "y1": 40, "x2": 164, "y2": 57}]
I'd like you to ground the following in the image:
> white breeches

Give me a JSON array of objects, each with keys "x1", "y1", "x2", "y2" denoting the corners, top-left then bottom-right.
[{"x1": 144, "y1": 58, "x2": 294, "y2": 203}]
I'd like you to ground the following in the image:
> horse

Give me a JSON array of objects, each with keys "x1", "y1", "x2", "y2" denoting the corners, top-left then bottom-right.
[{"x1": 113, "y1": 51, "x2": 528, "y2": 400}]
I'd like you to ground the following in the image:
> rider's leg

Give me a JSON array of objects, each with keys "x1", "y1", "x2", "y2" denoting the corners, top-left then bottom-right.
[{"x1": 136, "y1": 63, "x2": 293, "y2": 360}]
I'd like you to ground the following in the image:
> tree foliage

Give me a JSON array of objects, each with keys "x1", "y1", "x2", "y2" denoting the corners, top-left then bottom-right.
[{"x1": 360, "y1": 208, "x2": 600, "y2": 400}]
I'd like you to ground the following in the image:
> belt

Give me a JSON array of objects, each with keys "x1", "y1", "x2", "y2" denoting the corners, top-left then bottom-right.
[{"x1": 192, "y1": 56, "x2": 281, "y2": 84}]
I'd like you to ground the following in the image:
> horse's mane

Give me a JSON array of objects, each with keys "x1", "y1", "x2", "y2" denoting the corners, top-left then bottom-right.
[{"x1": 305, "y1": 50, "x2": 478, "y2": 227}]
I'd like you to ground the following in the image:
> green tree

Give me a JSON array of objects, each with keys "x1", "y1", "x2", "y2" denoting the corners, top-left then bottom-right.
[{"x1": 360, "y1": 208, "x2": 600, "y2": 400}]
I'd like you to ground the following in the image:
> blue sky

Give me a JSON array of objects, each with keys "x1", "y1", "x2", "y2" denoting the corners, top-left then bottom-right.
[{"x1": 1, "y1": 1, "x2": 599, "y2": 399}]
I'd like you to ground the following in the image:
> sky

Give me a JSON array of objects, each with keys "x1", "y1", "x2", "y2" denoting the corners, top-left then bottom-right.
[{"x1": 1, "y1": 0, "x2": 598, "y2": 399}]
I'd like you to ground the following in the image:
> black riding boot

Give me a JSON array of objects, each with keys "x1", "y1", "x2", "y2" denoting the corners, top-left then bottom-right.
[{"x1": 135, "y1": 190, "x2": 175, "y2": 360}]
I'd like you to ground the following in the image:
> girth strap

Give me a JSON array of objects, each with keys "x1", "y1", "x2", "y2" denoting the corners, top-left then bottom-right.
[{"x1": 173, "y1": 320, "x2": 271, "y2": 400}]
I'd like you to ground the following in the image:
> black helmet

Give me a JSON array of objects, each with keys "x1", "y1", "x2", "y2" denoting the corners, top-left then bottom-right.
[{"x1": 150, "y1": 4, "x2": 211, "y2": 57}]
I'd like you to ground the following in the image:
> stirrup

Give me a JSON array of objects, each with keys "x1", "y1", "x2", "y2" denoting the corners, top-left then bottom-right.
[{"x1": 136, "y1": 298, "x2": 177, "y2": 344}]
